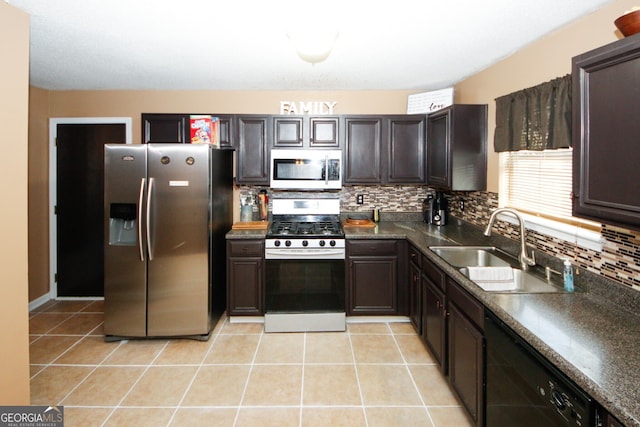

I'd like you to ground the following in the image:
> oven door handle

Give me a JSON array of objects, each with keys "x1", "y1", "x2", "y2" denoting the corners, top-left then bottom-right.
[{"x1": 265, "y1": 248, "x2": 345, "y2": 260}]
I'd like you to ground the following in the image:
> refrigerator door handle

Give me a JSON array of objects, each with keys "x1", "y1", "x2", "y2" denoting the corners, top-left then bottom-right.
[
  {"x1": 137, "y1": 178, "x2": 146, "y2": 261},
  {"x1": 146, "y1": 177, "x2": 154, "y2": 261}
]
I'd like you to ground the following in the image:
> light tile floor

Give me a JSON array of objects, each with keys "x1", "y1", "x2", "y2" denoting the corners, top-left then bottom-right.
[{"x1": 29, "y1": 300, "x2": 473, "y2": 427}]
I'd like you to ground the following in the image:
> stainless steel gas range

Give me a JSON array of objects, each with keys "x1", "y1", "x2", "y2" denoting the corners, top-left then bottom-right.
[{"x1": 264, "y1": 198, "x2": 346, "y2": 333}]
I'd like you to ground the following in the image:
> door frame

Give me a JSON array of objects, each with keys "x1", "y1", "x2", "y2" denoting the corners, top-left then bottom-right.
[{"x1": 46, "y1": 117, "x2": 132, "y2": 303}]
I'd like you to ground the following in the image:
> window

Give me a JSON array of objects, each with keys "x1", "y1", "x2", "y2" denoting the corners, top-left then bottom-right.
[
  {"x1": 499, "y1": 148, "x2": 603, "y2": 250},
  {"x1": 499, "y1": 149, "x2": 573, "y2": 221}
]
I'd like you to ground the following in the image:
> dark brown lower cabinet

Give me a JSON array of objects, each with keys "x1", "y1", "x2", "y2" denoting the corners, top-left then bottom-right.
[
  {"x1": 448, "y1": 301, "x2": 484, "y2": 425},
  {"x1": 227, "y1": 240, "x2": 264, "y2": 315},
  {"x1": 347, "y1": 240, "x2": 401, "y2": 315},
  {"x1": 421, "y1": 275, "x2": 447, "y2": 372},
  {"x1": 409, "y1": 259, "x2": 422, "y2": 333},
  {"x1": 409, "y1": 250, "x2": 484, "y2": 426}
]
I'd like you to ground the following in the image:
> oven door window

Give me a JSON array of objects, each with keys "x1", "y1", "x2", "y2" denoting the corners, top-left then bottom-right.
[{"x1": 265, "y1": 259, "x2": 345, "y2": 313}]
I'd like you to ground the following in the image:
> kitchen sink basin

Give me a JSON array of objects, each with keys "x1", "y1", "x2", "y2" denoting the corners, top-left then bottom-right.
[
  {"x1": 428, "y1": 246, "x2": 514, "y2": 268},
  {"x1": 429, "y1": 246, "x2": 573, "y2": 293},
  {"x1": 459, "y1": 266, "x2": 569, "y2": 293}
]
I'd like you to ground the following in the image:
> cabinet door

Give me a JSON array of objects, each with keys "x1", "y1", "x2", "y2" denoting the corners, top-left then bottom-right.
[
  {"x1": 227, "y1": 240, "x2": 264, "y2": 315},
  {"x1": 426, "y1": 109, "x2": 451, "y2": 188},
  {"x1": 387, "y1": 116, "x2": 425, "y2": 183},
  {"x1": 344, "y1": 117, "x2": 383, "y2": 184},
  {"x1": 448, "y1": 302, "x2": 484, "y2": 426},
  {"x1": 227, "y1": 257, "x2": 263, "y2": 315},
  {"x1": 236, "y1": 116, "x2": 270, "y2": 185},
  {"x1": 348, "y1": 256, "x2": 397, "y2": 314},
  {"x1": 216, "y1": 115, "x2": 234, "y2": 148},
  {"x1": 309, "y1": 117, "x2": 340, "y2": 147},
  {"x1": 427, "y1": 105, "x2": 487, "y2": 191},
  {"x1": 422, "y1": 276, "x2": 446, "y2": 372},
  {"x1": 142, "y1": 114, "x2": 188, "y2": 143},
  {"x1": 273, "y1": 116, "x2": 303, "y2": 147},
  {"x1": 409, "y1": 260, "x2": 422, "y2": 334},
  {"x1": 573, "y1": 38, "x2": 640, "y2": 229}
]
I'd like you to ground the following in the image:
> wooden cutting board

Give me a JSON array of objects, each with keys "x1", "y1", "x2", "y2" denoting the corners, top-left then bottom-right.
[
  {"x1": 343, "y1": 218, "x2": 377, "y2": 228},
  {"x1": 232, "y1": 221, "x2": 269, "y2": 230}
]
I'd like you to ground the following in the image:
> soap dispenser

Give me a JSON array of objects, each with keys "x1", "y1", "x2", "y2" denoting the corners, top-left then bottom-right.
[{"x1": 563, "y1": 259, "x2": 574, "y2": 292}]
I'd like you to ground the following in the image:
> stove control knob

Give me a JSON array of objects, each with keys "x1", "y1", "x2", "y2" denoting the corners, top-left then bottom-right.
[
  {"x1": 302, "y1": 240, "x2": 309, "y2": 247},
  {"x1": 330, "y1": 240, "x2": 336, "y2": 247},
  {"x1": 319, "y1": 240, "x2": 326, "y2": 247},
  {"x1": 285, "y1": 240, "x2": 292, "y2": 247},
  {"x1": 274, "y1": 240, "x2": 281, "y2": 247}
]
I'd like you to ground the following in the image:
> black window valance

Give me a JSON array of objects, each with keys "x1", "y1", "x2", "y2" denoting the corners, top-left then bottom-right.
[{"x1": 494, "y1": 74, "x2": 571, "y2": 152}]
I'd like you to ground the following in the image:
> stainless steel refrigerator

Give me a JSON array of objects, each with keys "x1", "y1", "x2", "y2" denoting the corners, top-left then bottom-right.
[{"x1": 103, "y1": 144, "x2": 233, "y2": 340}]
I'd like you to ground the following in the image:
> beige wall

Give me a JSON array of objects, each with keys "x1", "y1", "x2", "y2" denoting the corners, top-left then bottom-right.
[
  {"x1": 29, "y1": 87, "x2": 50, "y2": 301},
  {"x1": 454, "y1": 0, "x2": 638, "y2": 192},
  {"x1": 1, "y1": 1, "x2": 31, "y2": 404}
]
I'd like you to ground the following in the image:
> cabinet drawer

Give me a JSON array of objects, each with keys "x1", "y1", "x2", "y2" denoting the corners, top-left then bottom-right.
[
  {"x1": 447, "y1": 279, "x2": 483, "y2": 330},
  {"x1": 408, "y1": 245, "x2": 422, "y2": 268},
  {"x1": 348, "y1": 240, "x2": 397, "y2": 256},
  {"x1": 228, "y1": 240, "x2": 264, "y2": 257},
  {"x1": 422, "y1": 256, "x2": 445, "y2": 291}
]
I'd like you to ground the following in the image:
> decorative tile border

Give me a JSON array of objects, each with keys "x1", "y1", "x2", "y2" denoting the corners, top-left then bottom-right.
[{"x1": 239, "y1": 185, "x2": 640, "y2": 291}]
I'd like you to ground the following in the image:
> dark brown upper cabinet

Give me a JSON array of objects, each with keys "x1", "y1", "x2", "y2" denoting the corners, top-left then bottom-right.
[
  {"x1": 426, "y1": 105, "x2": 487, "y2": 191},
  {"x1": 216, "y1": 115, "x2": 234, "y2": 148},
  {"x1": 387, "y1": 115, "x2": 426, "y2": 184},
  {"x1": 236, "y1": 115, "x2": 271, "y2": 185},
  {"x1": 344, "y1": 115, "x2": 426, "y2": 185},
  {"x1": 572, "y1": 34, "x2": 640, "y2": 230},
  {"x1": 142, "y1": 113, "x2": 188, "y2": 143},
  {"x1": 142, "y1": 113, "x2": 233, "y2": 148},
  {"x1": 344, "y1": 116, "x2": 384, "y2": 184},
  {"x1": 273, "y1": 116, "x2": 340, "y2": 148}
]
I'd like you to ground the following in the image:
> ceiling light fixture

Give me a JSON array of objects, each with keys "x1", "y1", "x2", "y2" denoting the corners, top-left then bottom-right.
[{"x1": 287, "y1": 27, "x2": 339, "y2": 64}]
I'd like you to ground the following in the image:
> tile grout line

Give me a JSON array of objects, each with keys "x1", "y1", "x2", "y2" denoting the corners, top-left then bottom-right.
[
  {"x1": 100, "y1": 339, "x2": 171, "y2": 427},
  {"x1": 165, "y1": 315, "x2": 225, "y2": 427},
  {"x1": 388, "y1": 325, "x2": 437, "y2": 427},
  {"x1": 347, "y1": 325, "x2": 369, "y2": 427},
  {"x1": 232, "y1": 319, "x2": 264, "y2": 427},
  {"x1": 298, "y1": 332, "x2": 306, "y2": 427}
]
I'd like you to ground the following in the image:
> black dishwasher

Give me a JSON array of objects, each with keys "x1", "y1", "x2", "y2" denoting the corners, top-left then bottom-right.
[{"x1": 485, "y1": 310, "x2": 596, "y2": 427}]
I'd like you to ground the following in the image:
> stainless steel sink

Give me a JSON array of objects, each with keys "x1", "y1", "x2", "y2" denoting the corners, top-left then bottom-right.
[
  {"x1": 429, "y1": 246, "x2": 514, "y2": 268},
  {"x1": 429, "y1": 246, "x2": 573, "y2": 293},
  {"x1": 459, "y1": 266, "x2": 569, "y2": 293}
]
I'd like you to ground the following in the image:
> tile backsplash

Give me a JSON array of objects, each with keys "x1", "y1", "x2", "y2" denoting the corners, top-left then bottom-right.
[{"x1": 239, "y1": 185, "x2": 640, "y2": 291}]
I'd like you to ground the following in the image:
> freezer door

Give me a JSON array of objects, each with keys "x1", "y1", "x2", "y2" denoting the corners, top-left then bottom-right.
[
  {"x1": 104, "y1": 144, "x2": 148, "y2": 337},
  {"x1": 146, "y1": 144, "x2": 211, "y2": 336}
]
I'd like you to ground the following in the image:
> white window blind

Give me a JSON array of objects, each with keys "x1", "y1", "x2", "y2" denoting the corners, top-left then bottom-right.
[{"x1": 499, "y1": 148, "x2": 574, "y2": 221}]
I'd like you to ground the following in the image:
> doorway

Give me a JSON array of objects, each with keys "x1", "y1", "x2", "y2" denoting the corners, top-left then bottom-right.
[{"x1": 49, "y1": 118, "x2": 132, "y2": 298}]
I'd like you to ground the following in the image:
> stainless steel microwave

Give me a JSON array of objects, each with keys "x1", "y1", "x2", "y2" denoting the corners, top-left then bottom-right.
[{"x1": 270, "y1": 149, "x2": 342, "y2": 190}]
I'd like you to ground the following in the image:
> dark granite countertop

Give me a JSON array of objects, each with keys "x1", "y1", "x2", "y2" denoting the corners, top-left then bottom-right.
[{"x1": 227, "y1": 219, "x2": 640, "y2": 426}]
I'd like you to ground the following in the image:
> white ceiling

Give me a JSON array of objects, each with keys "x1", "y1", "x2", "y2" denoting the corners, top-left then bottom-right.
[{"x1": 10, "y1": 0, "x2": 614, "y2": 91}]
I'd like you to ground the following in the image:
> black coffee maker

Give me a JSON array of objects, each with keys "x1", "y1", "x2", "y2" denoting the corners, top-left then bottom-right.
[{"x1": 422, "y1": 192, "x2": 448, "y2": 226}]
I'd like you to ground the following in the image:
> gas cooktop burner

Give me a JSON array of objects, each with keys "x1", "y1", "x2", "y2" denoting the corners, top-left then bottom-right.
[{"x1": 268, "y1": 217, "x2": 344, "y2": 238}]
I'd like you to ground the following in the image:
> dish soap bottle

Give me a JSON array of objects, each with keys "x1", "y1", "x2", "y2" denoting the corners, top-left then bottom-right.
[{"x1": 563, "y1": 259, "x2": 574, "y2": 292}]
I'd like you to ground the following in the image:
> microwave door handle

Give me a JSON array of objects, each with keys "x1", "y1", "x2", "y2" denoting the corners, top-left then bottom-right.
[
  {"x1": 137, "y1": 178, "x2": 146, "y2": 261},
  {"x1": 325, "y1": 154, "x2": 329, "y2": 186}
]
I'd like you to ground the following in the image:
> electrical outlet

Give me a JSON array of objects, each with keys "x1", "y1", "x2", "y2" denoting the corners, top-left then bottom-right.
[
  {"x1": 356, "y1": 194, "x2": 364, "y2": 205},
  {"x1": 460, "y1": 200, "x2": 465, "y2": 211}
]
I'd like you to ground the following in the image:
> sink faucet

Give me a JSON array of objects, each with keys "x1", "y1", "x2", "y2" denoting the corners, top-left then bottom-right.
[{"x1": 483, "y1": 208, "x2": 536, "y2": 270}]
